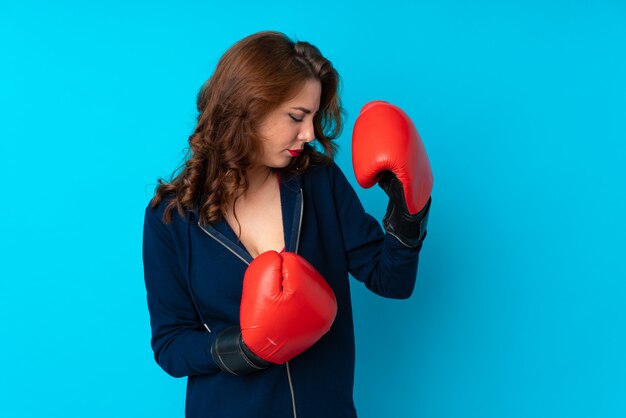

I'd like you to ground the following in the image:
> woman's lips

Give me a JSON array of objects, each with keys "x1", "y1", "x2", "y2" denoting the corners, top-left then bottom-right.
[{"x1": 287, "y1": 149, "x2": 302, "y2": 157}]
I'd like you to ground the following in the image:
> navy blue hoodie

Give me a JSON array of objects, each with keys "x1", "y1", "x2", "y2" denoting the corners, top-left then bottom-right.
[{"x1": 142, "y1": 159, "x2": 428, "y2": 418}]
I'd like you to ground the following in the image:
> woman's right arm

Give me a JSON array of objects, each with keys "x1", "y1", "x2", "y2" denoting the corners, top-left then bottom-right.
[{"x1": 142, "y1": 206, "x2": 222, "y2": 378}]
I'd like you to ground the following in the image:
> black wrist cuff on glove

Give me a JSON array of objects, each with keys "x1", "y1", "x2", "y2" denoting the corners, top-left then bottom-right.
[
  {"x1": 380, "y1": 177, "x2": 432, "y2": 248},
  {"x1": 210, "y1": 325, "x2": 271, "y2": 376}
]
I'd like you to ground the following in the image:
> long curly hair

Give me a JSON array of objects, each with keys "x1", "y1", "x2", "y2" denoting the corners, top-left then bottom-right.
[{"x1": 149, "y1": 30, "x2": 345, "y2": 226}]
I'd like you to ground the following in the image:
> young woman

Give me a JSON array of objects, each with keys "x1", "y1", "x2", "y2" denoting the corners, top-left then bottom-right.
[{"x1": 142, "y1": 30, "x2": 432, "y2": 418}]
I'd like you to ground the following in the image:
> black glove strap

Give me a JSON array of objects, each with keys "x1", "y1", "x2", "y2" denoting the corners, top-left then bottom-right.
[
  {"x1": 379, "y1": 172, "x2": 432, "y2": 248},
  {"x1": 210, "y1": 325, "x2": 271, "y2": 376}
]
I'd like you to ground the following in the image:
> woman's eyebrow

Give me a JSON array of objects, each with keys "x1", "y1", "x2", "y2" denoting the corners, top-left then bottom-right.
[{"x1": 290, "y1": 106, "x2": 318, "y2": 114}]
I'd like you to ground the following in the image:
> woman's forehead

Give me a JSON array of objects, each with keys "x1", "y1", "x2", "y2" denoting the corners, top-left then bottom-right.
[{"x1": 283, "y1": 80, "x2": 321, "y2": 110}]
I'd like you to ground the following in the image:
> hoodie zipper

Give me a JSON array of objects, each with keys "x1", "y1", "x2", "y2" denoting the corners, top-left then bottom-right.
[
  {"x1": 196, "y1": 188, "x2": 304, "y2": 418},
  {"x1": 286, "y1": 188, "x2": 303, "y2": 418}
]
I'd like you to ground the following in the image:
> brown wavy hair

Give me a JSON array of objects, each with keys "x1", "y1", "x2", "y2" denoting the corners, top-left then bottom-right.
[{"x1": 149, "y1": 30, "x2": 345, "y2": 226}]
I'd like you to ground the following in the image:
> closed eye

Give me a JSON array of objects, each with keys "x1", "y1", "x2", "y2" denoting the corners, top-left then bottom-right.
[{"x1": 289, "y1": 114, "x2": 303, "y2": 122}]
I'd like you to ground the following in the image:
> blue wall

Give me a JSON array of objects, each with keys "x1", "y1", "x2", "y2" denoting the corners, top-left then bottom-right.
[{"x1": 1, "y1": 1, "x2": 624, "y2": 417}]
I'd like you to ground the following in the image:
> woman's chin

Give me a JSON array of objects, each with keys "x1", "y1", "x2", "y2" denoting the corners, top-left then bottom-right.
[{"x1": 274, "y1": 156, "x2": 294, "y2": 168}]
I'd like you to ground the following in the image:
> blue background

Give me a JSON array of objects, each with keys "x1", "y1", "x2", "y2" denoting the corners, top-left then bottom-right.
[{"x1": 1, "y1": 1, "x2": 625, "y2": 417}]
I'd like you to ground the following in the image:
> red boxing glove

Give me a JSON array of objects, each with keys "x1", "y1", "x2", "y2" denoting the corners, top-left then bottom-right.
[
  {"x1": 240, "y1": 251, "x2": 337, "y2": 364},
  {"x1": 352, "y1": 100, "x2": 433, "y2": 215}
]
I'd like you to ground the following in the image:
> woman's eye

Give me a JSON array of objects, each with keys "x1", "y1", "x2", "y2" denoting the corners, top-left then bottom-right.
[{"x1": 289, "y1": 114, "x2": 303, "y2": 122}]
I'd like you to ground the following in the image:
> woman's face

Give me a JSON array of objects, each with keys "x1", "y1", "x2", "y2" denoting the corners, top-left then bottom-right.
[{"x1": 255, "y1": 78, "x2": 322, "y2": 168}]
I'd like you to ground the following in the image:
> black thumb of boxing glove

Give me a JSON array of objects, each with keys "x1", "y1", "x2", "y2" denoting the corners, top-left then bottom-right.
[{"x1": 378, "y1": 171, "x2": 431, "y2": 248}]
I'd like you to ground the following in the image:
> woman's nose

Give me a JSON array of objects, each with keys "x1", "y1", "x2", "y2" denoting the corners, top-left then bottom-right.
[{"x1": 299, "y1": 120, "x2": 315, "y2": 142}]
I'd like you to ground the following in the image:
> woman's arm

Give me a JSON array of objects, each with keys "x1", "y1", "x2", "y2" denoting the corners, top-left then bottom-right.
[
  {"x1": 329, "y1": 162, "x2": 430, "y2": 299},
  {"x1": 142, "y1": 206, "x2": 222, "y2": 377}
]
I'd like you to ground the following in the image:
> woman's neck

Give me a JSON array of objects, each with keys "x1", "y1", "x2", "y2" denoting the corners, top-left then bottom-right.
[{"x1": 244, "y1": 165, "x2": 276, "y2": 197}]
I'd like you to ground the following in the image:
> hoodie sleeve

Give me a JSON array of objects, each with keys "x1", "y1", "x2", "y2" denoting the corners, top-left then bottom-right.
[
  {"x1": 328, "y1": 161, "x2": 426, "y2": 299},
  {"x1": 142, "y1": 204, "x2": 221, "y2": 377}
]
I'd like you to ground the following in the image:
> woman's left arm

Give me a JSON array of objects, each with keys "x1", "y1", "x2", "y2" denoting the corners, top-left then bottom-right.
[{"x1": 329, "y1": 162, "x2": 431, "y2": 299}]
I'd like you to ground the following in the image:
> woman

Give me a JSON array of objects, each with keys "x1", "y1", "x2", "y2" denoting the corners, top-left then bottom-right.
[{"x1": 142, "y1": 30, "x2": 432, "y2": 418}]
